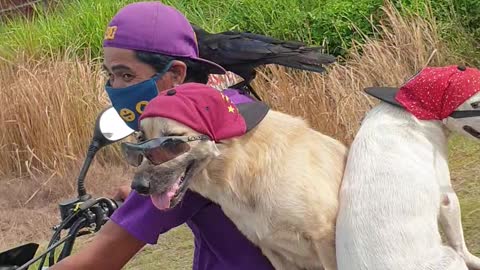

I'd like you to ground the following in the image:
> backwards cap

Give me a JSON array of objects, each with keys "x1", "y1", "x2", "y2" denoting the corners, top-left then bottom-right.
[{"x1": 103, "y1": 1, "x2": 226, "y2": 74}]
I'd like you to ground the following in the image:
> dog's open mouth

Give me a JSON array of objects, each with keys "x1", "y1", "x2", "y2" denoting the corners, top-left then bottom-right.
[
  {"x1": 150, "y1": 162, "x2": 193, "y2": 210},
  {"x1": 463, "y1": 125, "x2": 480, "y2": 138}
]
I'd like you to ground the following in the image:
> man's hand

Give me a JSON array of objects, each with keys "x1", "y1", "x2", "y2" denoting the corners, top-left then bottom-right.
[{"x1": 113, "y1": 185, "x2": 132, "y2": 202}]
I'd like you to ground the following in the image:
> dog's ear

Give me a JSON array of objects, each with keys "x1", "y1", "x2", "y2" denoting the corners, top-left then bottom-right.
[{"x1": 211, "y1": 142, "x2": 221, "y2": 157}]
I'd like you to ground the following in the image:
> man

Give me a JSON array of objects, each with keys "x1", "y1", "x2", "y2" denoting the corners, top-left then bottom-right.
[{"x1": 51, "y1": 2, "x2": 274, "y2": 269}]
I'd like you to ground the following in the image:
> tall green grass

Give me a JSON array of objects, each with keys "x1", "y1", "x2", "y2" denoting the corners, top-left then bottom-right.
[
  {"x1": 2, "y1": 0, "x2": 479, "y2": 62},
  {"x1": 0, "y1": 0, "x2": 386, "y2": 58}
]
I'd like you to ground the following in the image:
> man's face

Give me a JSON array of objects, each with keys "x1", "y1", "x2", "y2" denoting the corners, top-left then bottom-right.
[{"x1": 102, "y1": 47, "x2": 177, "y2": 90}]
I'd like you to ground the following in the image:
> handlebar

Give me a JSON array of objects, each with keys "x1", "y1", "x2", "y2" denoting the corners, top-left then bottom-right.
[{"x1": 11, "y1": 196, "x2": 124, "y2": 270}]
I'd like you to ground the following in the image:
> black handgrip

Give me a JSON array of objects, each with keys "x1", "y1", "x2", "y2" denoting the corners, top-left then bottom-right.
[
  {"x1": 93, "y1": 197, "x2": 123, "y2": 218},
  {"x1": 113, "y1": 199, "x2": 124, "y2": 210}
]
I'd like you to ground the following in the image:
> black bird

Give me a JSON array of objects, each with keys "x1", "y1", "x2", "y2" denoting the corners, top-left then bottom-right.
[{"x1": 192, "y1": 25, "x2": 336, "y2": 100}]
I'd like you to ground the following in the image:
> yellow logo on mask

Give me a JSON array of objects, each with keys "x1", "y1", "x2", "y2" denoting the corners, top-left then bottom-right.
[
  {"x1": 105, "y1": 26, "x2": 118, "y2": 40},
  {"x1": 119, "y1": 108, "x2": 135, "y2": 122},
  {"x1": 136, "y1": 101, "x2": 149, "y2": 114}
]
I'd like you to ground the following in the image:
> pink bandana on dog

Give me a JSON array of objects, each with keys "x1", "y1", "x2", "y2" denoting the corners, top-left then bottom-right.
[
  {"x1": 395, "y1": 65, "x2": 480, "y2": 120},
  {"x1": 139, "y1": 83, "x2": 269, "y2": 142}
]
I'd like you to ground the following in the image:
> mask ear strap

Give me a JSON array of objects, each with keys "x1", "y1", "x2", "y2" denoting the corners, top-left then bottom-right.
[{"x1": 153, "y1": 61, "x2": 174, "y2": 80}]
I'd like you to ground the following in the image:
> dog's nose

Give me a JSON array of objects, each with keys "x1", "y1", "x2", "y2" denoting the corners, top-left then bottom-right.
[{"x1": 131, "y1": 178, "x2": 150, "y2": 195}]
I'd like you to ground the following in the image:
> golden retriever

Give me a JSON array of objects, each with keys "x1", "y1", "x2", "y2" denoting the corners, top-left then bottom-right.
[{"x1": 128, "y1": 87, "x2": 347, "y2": 270}]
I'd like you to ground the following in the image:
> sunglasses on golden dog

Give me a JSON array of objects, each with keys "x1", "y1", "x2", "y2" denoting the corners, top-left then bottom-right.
[{"x1": 121, "y1": 135, "x2": 211, "y2": 166}]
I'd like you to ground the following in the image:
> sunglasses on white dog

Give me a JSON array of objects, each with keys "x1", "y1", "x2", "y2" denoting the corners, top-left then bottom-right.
[{"x1": 449, "y1": 110, "x2": 480, "y2": 119}]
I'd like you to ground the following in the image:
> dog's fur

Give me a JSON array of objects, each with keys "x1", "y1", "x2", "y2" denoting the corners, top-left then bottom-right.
[
  {"x1": 136, "y1": 109, "x2": 348, "y2": 270},
  {"x1": 335, "y1": 94, "x2": 480, "y2": 270}
]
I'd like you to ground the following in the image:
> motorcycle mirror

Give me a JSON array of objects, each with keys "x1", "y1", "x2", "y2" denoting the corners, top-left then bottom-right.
[{"x1": 95, "y1": 106, "x2": 135, "y2": 147}]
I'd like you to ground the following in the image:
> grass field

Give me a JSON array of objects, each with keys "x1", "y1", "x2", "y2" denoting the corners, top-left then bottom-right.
[{"x1": 449, "y1": 136, "x2": 480, "y2": 253}]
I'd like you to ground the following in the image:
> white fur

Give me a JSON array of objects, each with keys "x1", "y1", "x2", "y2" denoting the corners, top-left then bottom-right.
[{"x1": 336, "y1": 93, "x2": 480, "y2": 270}]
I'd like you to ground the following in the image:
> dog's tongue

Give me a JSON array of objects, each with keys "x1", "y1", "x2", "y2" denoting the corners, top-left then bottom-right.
[{"x1": 150, "y1": 180, "x2": 181, "y2": 210}]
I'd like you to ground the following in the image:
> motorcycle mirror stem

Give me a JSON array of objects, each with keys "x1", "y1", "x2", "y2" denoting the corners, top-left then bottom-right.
[
  {"x1": 77, "y1": 106, "x2": 135, "y2": 200},
  {"x1": 59, "y1": 107, "x2": 134, "y2": 227}
]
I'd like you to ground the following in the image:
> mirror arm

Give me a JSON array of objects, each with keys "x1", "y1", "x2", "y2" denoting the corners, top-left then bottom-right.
[{"x1": 77, "y1": 139, "x2": 101, "y2": 200}]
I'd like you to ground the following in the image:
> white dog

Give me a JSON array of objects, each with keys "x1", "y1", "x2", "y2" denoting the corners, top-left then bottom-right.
[{"x1": 336, "y1": 65, "x2": 480, "y2": 270}]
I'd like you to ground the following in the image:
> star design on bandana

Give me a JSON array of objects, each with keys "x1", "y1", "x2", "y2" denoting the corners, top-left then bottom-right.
[{"x1": 228, "y1": 105, "x2": 235, "y2": 113}]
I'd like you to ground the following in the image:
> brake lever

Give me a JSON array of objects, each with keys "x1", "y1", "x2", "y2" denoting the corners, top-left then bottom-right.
[
  {"x1": 53, "y1": 197, "x2": 122, "y2": 264},
  {"x1": 37, "y1": 197, "x2": 106, "y2": 269},
  {"x1": 57, "y1": 217, "x2": 89, "y2": 263}
]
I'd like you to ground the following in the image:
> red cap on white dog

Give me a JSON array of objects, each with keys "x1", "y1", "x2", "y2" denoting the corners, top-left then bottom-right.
[
  {"x1": 139, "y1": 83, "x2": 269, "y2": 142},
  {"x1": 365, "y1": 65, "x2": 480, "y2": 120}
]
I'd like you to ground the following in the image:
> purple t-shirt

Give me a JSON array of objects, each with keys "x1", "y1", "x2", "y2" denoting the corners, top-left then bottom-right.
[{"x1": 110, "y1": 89, "x2": 274, "y2": 270}]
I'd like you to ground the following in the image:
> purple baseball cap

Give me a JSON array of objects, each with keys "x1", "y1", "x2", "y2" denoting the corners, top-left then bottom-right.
[{"x1": 103, "y1": 1, "x2": 226, "y2": 74}]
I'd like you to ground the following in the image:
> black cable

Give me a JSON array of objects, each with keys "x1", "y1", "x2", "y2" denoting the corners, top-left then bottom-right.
[
  {"x1": 37, "y1": 198, "x2": 97, "y2": 270},
  {"x1": 47, "y1": 232, "x2": 60, "y2": 266},
  {"x1": 56, "y1": 217, "x2": 88, "y2": 263},
  {"x1": 37, "y1": 210, "x2": 79, "y2": 270},
  {"x1": 16, "y1": 232, "x2": 76, "y2": 270}
]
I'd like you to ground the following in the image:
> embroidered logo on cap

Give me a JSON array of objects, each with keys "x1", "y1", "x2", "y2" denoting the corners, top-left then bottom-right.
[{"x1": 105, "y1": 26, "x2": 118, "y2": 40}]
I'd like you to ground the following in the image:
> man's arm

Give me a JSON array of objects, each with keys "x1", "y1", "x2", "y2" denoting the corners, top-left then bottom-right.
[
  {"x1": 50, "y1": 221, "x2": 145, "y2": 270},
  {"x1": 50, "y1": 189, "x2": 209, "y2": 269}
]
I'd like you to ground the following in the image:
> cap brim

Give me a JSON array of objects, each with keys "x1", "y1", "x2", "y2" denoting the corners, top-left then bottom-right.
[
  {"x1": 192, "y1": 57, "x2": 227, "y2": 75},
  {"x1": 236, "y1": 101, "x2": 270, "y2": 132},
  {"x1": 364, "y1": 87, "x2": 403, "y2": 108}
]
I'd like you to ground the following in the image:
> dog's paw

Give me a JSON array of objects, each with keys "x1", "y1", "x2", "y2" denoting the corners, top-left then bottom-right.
[{"x1": 464, "y1": 252, "x2": 480, "y2": 270}]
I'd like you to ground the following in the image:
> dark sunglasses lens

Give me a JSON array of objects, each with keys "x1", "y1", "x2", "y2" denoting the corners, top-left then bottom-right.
[
  {"x1": 121, "y1": 145, "x2": 144, "y2": 167},
  {"x1": 145, "y1": 139, "x2": 190, "y2": 165},
  {"x1": 450, "y1": 110, "x2": 480, "y2": 119}
]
